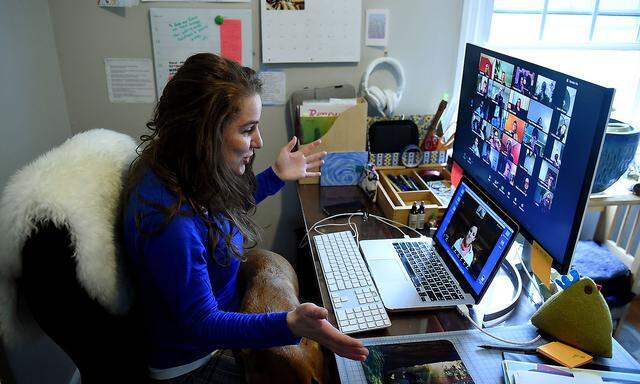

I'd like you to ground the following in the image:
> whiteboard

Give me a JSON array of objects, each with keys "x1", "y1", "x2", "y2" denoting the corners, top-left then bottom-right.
[
  {"x1": 260, "y1": 0, "x2": 361, "y2": 64},
  {"x1": 150, "y1": 8, "x2": 253, "y2": 96}
]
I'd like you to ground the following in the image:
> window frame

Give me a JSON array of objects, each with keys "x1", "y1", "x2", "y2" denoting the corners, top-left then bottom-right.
[{"x1": 491, "y1": 0, "x2": 640, "y2": 50}]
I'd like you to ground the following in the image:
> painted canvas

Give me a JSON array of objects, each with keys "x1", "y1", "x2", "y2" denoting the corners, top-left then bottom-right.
[{"x1": 320, "y1": 151, "x2": 369, "y2": 186}]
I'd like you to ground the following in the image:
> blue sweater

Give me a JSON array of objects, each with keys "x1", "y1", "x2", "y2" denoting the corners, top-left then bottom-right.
[{"x1": 123, "y1": 167, "x2": 299, "y2": 369}]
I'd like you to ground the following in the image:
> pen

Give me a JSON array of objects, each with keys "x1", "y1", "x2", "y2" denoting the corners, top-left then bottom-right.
[{"x1": 478, "y1": 344, "x2": 538, "y2": 355}]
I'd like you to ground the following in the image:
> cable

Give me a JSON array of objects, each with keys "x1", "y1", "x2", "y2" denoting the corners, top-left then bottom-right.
[
  {"x1": 299, "y1": 212, "x2": 366, "y2": 248},
  {"x1": 456, "y1": 305, "x2": 541, "y2": 345},
  {"x1": 305, "y1": 210, "x2": 541, "y2": 345}
]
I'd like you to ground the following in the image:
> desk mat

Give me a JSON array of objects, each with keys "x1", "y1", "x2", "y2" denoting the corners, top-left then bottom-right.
[{"x1": 335, "y1": 324, "x2": 640, "y2": 384}]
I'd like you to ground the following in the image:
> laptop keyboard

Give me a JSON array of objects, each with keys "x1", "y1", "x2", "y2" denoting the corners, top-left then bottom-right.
[
  {"x1": 393, "y1": 241, "x2": 465, "y2": 302},
  {"x1": 314, "y1": 231, "x2": 391, "y2": 334}
]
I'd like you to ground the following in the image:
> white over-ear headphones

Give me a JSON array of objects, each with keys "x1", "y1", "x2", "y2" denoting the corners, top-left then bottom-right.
[{"x1": 360, "y1": 56, "x2": 406, "y2": 117}]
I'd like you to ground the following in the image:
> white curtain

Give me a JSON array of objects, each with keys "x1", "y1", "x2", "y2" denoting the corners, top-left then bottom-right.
[{"x1": 442, "y1": 0, "x2": 494, "y2": 141}]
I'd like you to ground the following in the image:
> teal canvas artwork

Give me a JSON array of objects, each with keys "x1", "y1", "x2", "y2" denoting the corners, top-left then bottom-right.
[{"x1": 320, "y1": 151, "x2": 369, "y2": 186}]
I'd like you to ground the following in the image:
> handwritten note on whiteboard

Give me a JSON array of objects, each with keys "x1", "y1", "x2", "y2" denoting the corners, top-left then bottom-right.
[
  {"x1": 260, "y1": 0, "x2": 361, "y2": 63},
  {"x1": 149, "y1": 8, "x2": 252, "y2": 96}
]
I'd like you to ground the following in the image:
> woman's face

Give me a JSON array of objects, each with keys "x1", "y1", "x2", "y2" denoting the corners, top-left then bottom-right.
[{"x1": 222, "y1": 94, "x2": 263, "y2": 176}]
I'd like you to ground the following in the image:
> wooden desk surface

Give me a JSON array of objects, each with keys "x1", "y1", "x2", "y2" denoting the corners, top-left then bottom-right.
[{"x1": 297, "y1": 184, "x2": 538, "y2": 339}]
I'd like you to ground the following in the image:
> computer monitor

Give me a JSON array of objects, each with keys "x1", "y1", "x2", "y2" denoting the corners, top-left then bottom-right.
[{"x1": 453, "y1": 44, "x2": 614, "y2": 274}]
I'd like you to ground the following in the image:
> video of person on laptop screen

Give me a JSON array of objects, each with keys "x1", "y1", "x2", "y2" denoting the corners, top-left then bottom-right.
[{"x1": 441, "y1": 189, "x2": 504, "y2": 281}]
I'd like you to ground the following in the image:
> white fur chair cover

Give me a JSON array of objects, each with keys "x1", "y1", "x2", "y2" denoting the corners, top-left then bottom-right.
[{"x1": 0, "y1": 129, "x2": 137, "y2": 343}]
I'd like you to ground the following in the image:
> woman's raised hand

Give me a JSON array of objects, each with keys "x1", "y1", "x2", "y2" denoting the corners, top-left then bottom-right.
[
  {"x1": 286, "y1": 303, "x2": 369, "y2": 361},
  {"x1": 273, "y1": 137, "x2": 326, "y2": 181}
]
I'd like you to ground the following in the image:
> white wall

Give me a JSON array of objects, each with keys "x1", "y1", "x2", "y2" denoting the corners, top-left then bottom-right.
[
  {"x1": 0, "y1": 0, "x2": 75, "y2": 383},
  {"x1": 48, "y1": 0, "x2": 463, "y2": 260}
]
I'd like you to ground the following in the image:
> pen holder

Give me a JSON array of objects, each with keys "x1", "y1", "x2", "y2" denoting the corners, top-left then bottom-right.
[{"x1": 531, "y1": 277, "x2": 613, "y2": 357}]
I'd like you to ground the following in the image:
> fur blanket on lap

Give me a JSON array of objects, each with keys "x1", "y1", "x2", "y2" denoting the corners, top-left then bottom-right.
[{"x1": 0, "y1": 129, "x2": 137, "y2": 343}]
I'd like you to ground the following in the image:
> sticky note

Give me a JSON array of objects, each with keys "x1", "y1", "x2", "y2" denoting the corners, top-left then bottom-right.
[
  {"x1": 537, "y1": 341, "x2": 593, "y2": 368},
  {"x1": 450, "y1": 161, "x2": 463, "y2": 187},
  {"x1": 220, "y1": 18, "x2": 242, "y2": 64},
  {"x1": 531, "y1": 241, "x2": 552, "y2": 288}
]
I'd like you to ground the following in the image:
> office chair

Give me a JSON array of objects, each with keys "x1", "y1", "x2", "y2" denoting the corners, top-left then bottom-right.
[{"x1": 0, "y1": 129, "x2": 146, "y2": 383}]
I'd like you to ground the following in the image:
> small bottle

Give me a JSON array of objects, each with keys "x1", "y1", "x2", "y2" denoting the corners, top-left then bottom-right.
[
  {"x1": 408, "y1": 202, "x2": 418, "y2": 229},
  {"x1": 417, "y1": 201, "x2": 426, "y2": 230}
]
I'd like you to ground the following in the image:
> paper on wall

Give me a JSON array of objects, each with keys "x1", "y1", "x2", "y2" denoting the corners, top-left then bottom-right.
[
  {"x1": 260, "y1": 0, "x2": 361, "y2": 63},
  {"x1": 104, "y1": 58, "x2": 156, "y2": 103},
  {"x1": 97, "y1": 0, "x2": 139, "y2": 7},
  {"x1": 142, "y1": 0, "x2": 248, "y2": 2},
  {"x1": 258, "y1": 71, "x2": 286, "y2": 106},
  {"x1": 365, "y1": 9, "x2": 389, "y2": 47},
  {"x1": 150, "y1": 8, "x2": 252, "y2": 96},
  {"x1": 220, "y1": 19, "x2": 243, "y2": 64}
]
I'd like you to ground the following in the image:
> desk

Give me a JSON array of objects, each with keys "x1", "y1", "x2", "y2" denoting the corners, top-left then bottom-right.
[{"x1": 297, "y1": 184, "x2": 538, "y2": 337}]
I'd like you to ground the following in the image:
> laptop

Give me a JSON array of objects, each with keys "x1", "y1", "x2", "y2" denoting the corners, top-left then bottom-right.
[{"x1": 360, "y1": 176, "x2": 519, "y2": 311}]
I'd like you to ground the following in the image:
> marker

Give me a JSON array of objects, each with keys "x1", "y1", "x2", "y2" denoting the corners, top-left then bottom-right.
[{"x1": 478, "y1": 344, "x2": 538, "y2": 354}]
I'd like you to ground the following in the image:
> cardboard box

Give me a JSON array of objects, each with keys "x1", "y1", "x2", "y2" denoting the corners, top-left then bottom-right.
[{"x1": 298, "y1": 97, "x2": 368, "y2": 185}]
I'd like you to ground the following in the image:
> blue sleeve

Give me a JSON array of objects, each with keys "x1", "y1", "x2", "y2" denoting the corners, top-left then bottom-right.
[
  {"x1": 254, "y1": 167, "x2": 285, "y2": 204},
  {"x1": 140, "y1": 214, "x2": 300, "y2": 349}
]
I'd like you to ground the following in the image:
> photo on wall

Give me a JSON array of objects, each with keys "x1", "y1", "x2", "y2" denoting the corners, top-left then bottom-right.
[{"x1": 266, "y1": 0, "x2": 305, "y2": 10}]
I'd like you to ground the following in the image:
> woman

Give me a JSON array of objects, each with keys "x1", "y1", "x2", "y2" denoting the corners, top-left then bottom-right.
[{"x1": 122, "y1": 53, "x2": 367, "y2": 382}]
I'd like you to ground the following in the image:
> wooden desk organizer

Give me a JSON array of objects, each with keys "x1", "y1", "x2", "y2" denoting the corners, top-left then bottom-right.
[{"x1": 377, "y1": 166, "x2": 451, "y2": 226}]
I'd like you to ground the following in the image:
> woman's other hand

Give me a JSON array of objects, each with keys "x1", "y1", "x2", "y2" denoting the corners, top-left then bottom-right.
[
  {"x1": 287, "y1": 303, "x2": 369, "y2": 361},
  {"x1": 273, "y1": 137, "x2": 326, "y2": 181}
]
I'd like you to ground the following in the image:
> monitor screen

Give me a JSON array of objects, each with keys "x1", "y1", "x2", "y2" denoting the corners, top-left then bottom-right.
[
  {"x1": 453, "y1": 44, "x2": 614, "y2": 273},
  {"x1": 435, "y1": 179, "x2": 515, "y2": 296}
]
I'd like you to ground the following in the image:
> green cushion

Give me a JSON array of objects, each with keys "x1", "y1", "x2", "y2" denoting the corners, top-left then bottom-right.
[{"x1": 531, "y1": 277, "x2": 613, "y2": 357}]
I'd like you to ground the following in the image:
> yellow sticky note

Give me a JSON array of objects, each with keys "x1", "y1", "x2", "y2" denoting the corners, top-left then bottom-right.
[
  {"x1": 537, "y1": 341, "x2": 593, "y2": 368},
  {"x1": 531, "y1": 241, "x2": 552, "y2": 288}
]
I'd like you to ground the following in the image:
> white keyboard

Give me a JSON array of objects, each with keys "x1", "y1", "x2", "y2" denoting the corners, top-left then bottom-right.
[{"x1": 313, "y1": 231, "x2": 391, "y2": 334}]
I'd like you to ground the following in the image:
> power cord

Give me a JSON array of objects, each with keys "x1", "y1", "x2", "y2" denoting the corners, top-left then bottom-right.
[{"x1": 456, "y1": 304, "x2": 541, "y2": 345}]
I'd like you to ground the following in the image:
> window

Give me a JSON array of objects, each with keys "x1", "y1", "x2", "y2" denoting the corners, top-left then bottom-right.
[{"x1": 485, "y1": 0, "x2": 640, "y2": 128}]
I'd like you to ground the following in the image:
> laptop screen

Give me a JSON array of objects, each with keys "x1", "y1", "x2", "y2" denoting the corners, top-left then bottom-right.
[{"x1": 435, "y1": 180, "x2": 515, "y2": 296}]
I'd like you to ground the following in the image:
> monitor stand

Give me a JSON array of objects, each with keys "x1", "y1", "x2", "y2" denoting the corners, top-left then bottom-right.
[{"x1": 469, "y1": 234, "x2": 539, "y2": 326}]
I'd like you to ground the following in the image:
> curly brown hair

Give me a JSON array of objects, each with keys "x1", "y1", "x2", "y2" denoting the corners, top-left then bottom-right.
[{"x1": 125, "y1": 53, "x2": 263, "y2": 265}]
